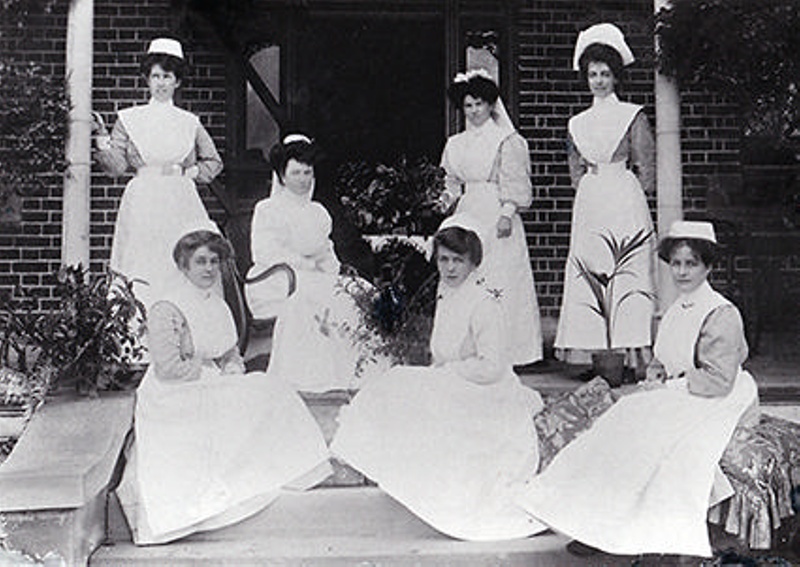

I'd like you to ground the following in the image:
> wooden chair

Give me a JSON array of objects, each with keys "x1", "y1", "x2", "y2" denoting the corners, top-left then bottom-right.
[{"x1": 221, "y1": 257, "x2": 297, "y2": 362}]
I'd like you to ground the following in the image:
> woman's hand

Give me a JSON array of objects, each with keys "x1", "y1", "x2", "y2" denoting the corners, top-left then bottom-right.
[
  {"x1": 645, "y1": 361, "x2": 667, "y2": 384},
  {"x1": 496, "y1": 215, "x2": 512, "y2": 238},
  {"x1": 91, "y1": 111, "x2": 108, "y2": 136}
]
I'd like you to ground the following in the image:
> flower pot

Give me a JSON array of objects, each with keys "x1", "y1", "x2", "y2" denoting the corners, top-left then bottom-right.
[{"x1": 591, "y1": 351, "x2": 626, "y2": 388}]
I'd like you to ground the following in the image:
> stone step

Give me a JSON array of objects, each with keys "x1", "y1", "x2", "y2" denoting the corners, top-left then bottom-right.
[{"x1": 92, "y1": 486, "x2": 630, "y2": 566}]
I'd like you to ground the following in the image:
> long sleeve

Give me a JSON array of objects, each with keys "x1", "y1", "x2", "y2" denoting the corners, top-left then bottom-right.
[
  {"x1": 95, "y1": 119, "x2": 133, "y2": 177},
  {"x1": 439, "y1": 140, "x2": 464, "y2": 207},
  {"x1": 496, "y1": 133, "x2": 533, "y2": 214},
  {"x1": 628, "y1": 111, "x2": 655, "y2": 196},
  {"x1": 686, "y1": 304, "x2": 749, "y2": 397},
  {"x1": 566, "y1": 132, "x2": 588, "y2": 190},
  {"x1": 249, "y1": 201, "x2": 314, "y2": 270},
  {"x1": 185, "y1": 123, "x2": 223, "y2": 184},
  {"x1": 148, "y1": 301, "x2": 202, "y2": 382},
  {"x1": 441, "y1": 298, "x2": 506, "y2": 385}
]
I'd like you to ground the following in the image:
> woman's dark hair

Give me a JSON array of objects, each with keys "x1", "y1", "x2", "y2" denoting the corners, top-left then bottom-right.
[
  {"x1": 659, "y1": 238, "x2": 718, "y2": 267},
  {"x1": 141, "y1": 53, "x2": 187, "y2": 82},
  {"x1": 268, "y1": 137, "x2": 319, "y2": 182},
  {"x1": 578, "y1": 42, "x2": 624, "y2": 84},
  {"x1": 433, "y1": 226, "x2": 483, "y2": 267},
  {"x1": 447, "y1": 75, "x2": 500, "y2": 108},
  {"x1": 173, "y1": 230, "x2": 233, "y2": 269}
]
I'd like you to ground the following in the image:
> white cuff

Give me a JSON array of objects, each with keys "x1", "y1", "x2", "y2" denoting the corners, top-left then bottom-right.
[
  {"x1": 96, "y1": 135, "x2": 111, "y2": 151},
  {"x1": 500, "y1": 201, "x2": 517, "y2": 217}
]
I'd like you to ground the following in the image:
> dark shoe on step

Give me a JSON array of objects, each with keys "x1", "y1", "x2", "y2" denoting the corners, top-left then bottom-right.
[{"x1": 566, "y1": 540, "x2": 601, "y2": 556}]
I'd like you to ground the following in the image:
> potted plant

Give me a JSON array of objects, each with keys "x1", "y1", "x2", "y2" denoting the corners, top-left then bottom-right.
[
  {"x1": 334, "y1": 239, "x2": 439, "y2": 378},
  {"x1": 0, "y1": 265, "x2": 145, "y2": 451},
  {"x1": 572, "y1": 229, "x2": 656, "y2": 387},
  {"x1": 334, "y1": 155, "x2": 447, "y2": 239}
]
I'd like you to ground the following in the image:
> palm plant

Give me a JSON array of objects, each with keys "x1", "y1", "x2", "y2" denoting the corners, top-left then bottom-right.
[{"x1": 573, "y1": 228, "x2": 656, "y2": 351}]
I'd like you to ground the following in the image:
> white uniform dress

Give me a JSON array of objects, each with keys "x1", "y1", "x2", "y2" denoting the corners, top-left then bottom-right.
[
  {"x1": 116, "y1": 278, "x2": 331, "y2": 545},
  {"x1": 441, "y1": 117, "x2": 543, "y2": 365},
  {"x1": 555, "y1": 93, "x2": 655, "y2": 361},
  {"x1": 96, "y1": 100, "x2": 223, "y2": 309},
  {"x1": 332, "y1": 271, "x2": 547, "y2": 541},
  {"x1": 246, "y1": 177, "x2": 387, "y2": 392},
  {"x1": 518, "y1": 281, "x2": 759, "y2": 557}
]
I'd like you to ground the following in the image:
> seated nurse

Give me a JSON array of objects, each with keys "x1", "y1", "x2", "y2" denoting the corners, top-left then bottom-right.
[
  {"x1": 116, "y1": 224, "x2": 331, "y2": 545},
  {"x1": 332, "y1": 213, "x2": 547, "y2": 542},
  {"x1": 246, "y1": 134, "x2": 386, "y2": 392},
  {"x1": 517, "y1": 220, "x2": 759, "y2": 558}
]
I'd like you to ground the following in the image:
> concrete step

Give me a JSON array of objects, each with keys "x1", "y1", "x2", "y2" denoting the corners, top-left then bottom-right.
[{"x1": 91, "y1": 486, "x2": 634, "y2": 566}]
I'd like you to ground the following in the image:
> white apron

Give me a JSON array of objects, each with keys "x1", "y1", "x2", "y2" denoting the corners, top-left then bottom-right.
[
  {"x1": 111, "y1": 103, "x2": 211, "y2": 309},
  {"x1": 116, "y1": 280, "x2": 331, "y2": 544},
  {"x1": 555, "y1": 96, "x2": 655, "y2": 351},
  {"x1": 518, "y1": 281, "x2": 758, "y2": 557}
]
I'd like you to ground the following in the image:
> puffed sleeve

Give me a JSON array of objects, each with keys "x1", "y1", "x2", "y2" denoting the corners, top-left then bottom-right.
[
  {"x1": 628, "y1": 111, "x2": 655, "y2": 196},
  {"x1": 686, "y1": 304, "x2": 749, "y2": 397},
  {"x1": 497, "y1": 133, "x2": 533, "y2": 216},
  {"x1": 439, "y1": 138, "x2": 464, "y2": 208},
  {"x1": 310, "y1": 204, "x2": 341, "y2": 274},
  {"x1": 190, "y1": 123, "x2": 223, "y2": 184},
  {"x1": 148, "y1": 301, "x2": 201, "y2": 382},
  {"x1": 95, "y1": 119, "x2": 133, "y2": 176},
  {"x1": 249, "y1": 200, "x2": 315, "y2": 270},
  {"x1": 441, "y1": 297, "x2": 506, "y2": 385}
]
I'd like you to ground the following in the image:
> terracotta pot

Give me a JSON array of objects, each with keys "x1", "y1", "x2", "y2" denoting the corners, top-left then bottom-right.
[{"x1": 592, "y1": 351, "x2": 626, "y2": 388}]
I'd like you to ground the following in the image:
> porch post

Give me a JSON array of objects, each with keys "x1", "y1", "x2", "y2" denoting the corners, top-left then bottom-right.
[
  {"x1": 654, "y1": 0, "x2": 682, "y2": 311},
  {"x1": 62, "y1": 0, "x2": 94, "y2": 268}
]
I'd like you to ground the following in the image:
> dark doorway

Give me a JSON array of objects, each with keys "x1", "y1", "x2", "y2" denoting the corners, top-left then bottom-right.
[
  {"x1": 286, "y1": 14, "x2": 445, "y2": 274},
  {"x1": 290, "y1": 16, "x2": 445, "y2": 166}
]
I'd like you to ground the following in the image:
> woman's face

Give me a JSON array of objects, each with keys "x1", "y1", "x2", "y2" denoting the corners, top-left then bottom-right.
[
  {"x1": 147, "y1": 63, "x2": 179, "y2": 103},
  {"x1": 669, "y1": 243, "x2": 711, "y2": 295},
  {"x1": 182, "y1": 245, "x2": 221, "y2": 290},
  {"x1": 283, "y1": 158, "x2": 315, "y2": 196},
  {"x1": 436, "y1": 245, "x2": 476, "y2": 288},
  {"x1": 463, "y1": 95, "x2": 493, "y2": 128},
  {"x1": 586, "y1": 61, "x2": 616, "y2": 99}
]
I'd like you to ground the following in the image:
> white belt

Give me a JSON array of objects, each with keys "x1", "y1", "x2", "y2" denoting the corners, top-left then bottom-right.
[
  {"x1": 137, "y1": 164, "x2": 182, "y2": 177},
  {"x1": 588, "y1": 161, "x2": 627, "y2": 175}
]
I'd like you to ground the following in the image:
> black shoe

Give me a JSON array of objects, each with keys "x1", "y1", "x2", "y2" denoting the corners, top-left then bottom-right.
[{"x1": 566, "y1": 540, "x2": 601, "y2": 557}]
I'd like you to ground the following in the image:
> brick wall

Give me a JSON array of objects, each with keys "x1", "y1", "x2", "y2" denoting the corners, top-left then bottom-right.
[
  {"x1": 90, "y1": 0, "x2": 229, "y2": 273},
  {"x1": 0, "y1": 0, "x2": 755, "y2": 326}
]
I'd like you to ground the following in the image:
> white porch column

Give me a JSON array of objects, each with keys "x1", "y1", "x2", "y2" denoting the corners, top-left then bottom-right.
[
  {"x1": 654, "y1": 0, "x2": 683, "y2": 311},
  {"x1": 62, "y1": 0, "x2": 94, "y2": 268}
]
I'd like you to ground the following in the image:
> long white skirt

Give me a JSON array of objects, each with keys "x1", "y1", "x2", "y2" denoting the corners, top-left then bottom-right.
[
  {"x1": 111, "y1": 174, "x2": 211, "y2": 309},
  {"x1": 259, "y1": 271, "x2": 390, "y2": 392},
  {"x1": 331, "y1": 365, "x2": 548, "y2": 541},
  {"x1": 116, "y1": 367, "x2": 332, "y2": 545},
  {"x1": 555, "y1": 163, "x2": 655, "y2": 353},
  {"x1": 456, "y1": 183, "x2": 543, "y2": 366},
  {"x1": 516, "y1": 372, "x2": 758, "y2": 557}
]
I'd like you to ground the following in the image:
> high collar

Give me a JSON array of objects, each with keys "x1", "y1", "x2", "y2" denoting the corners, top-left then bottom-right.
[
  {"x1": 592, "y1": 92, "x2": 620, "y2": 108},
  {"x1": 676, "y1": 279, "x2": 713, "y2": 309},
  {"x1": 437, "y1": 268, "x2": 484, "y2": 301},
  {"x1": 148, "y1": 97, "x2": 175, "y2": 107},
  {"x1": 465, "y1": 116, "x2": 499, "y2": 136}
]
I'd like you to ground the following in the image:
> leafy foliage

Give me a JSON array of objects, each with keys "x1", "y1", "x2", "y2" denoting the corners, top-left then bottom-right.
[
  {"x1": 0, "y1": 266, "x2": 146, "y2": 399},
  {"x1": 336, "y1": 239, "x2": 439, "y2": 374},
  {"x1": 573, "y1": 229, "x2": 655, "y2": 350},
  {"x1": 335, "y1": 156, "x2": 446, "y2": 236},
  {"x1": 0, "y1": 59, "x2": 68, "y2": 201},
  {"x1": 656, "y1": 0, "x2": 800, "y2": 146}
]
